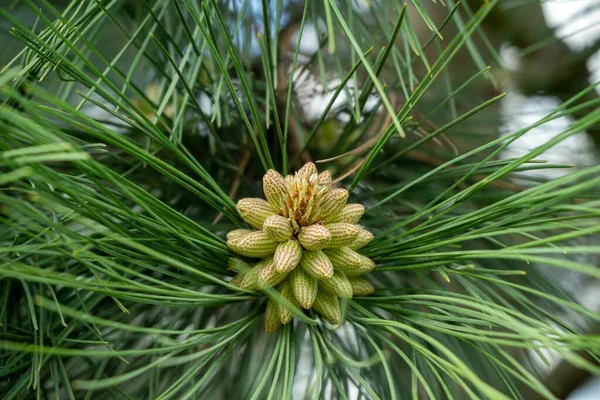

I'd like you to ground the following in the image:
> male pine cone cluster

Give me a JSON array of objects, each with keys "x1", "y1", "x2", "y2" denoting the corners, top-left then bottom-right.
[{"x1": 227, "y1": 162, "x2": 375, "y2": 332}]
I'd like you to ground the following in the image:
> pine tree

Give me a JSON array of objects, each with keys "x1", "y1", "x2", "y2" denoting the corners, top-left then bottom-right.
[{"x1": 1, "y1": 1, "x2": 599, "y2": 399}]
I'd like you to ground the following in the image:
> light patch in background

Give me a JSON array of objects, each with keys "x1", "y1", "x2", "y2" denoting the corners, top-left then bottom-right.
[
  {"x1": 499, "y1": 92, "x2": 597, "y2": 179},
  {"x1": 351, "y1": 0, "x2": 373, "y2": 13},
  {"x1": 498, "y1": 1, "x2": 600, "y2": 180},
  {"x1": 289, "y1": 22, "x2": 325, "y2": 60},
  {"x1": 542, "y1": 0, "x2": 600, "y2": 50},
  {"x1": 293, "y1": 324, "x2": 362, "y2": 399},
  {"x1": 286, "y1": 21, "x2": 381, "y2": 126},
  {"x1": 570, "y1": 377, "x2": 600, "y2": 400},
  {"x1": 542, "y1": 0, "x2": 600, "y2": 94}
]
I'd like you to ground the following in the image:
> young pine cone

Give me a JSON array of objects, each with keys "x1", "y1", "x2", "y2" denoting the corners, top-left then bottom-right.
[{"x1": 227, "y1": 162, "x2": 375, "y2": 332}]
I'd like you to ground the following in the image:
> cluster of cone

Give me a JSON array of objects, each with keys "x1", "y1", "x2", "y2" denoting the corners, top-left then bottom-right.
[{"x1": 227, "y1": 162, "x2": 375, "y2": 332}]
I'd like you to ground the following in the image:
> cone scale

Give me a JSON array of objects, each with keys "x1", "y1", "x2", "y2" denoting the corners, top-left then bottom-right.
[{"x1": 226, "y1": 163, "x2": 376, "y2": 332}]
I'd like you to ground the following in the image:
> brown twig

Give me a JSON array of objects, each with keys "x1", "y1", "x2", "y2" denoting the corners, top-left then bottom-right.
[{"x1": 213, "y1": 149, "x2": 251, "y2": 224}]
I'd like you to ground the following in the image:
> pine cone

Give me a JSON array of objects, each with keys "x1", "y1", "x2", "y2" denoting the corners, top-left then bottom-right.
[{"x1": 226, "y1": 163, "x2": 376, "y2": 332}]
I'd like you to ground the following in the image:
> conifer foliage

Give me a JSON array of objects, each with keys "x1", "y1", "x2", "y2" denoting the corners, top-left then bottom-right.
[{"x1": 1, "y1": 1, "x2": 600, "y2": 399}]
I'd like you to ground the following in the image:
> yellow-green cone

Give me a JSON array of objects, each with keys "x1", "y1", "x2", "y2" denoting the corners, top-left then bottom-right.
[
  {"x1": 348, "y1": 277, "x2": 374, "y2": 295},
  {"x1": 318, "y1": 170, "x2": 332, "y2": 185},
  {"x1": 274, "y1": 239, "x2": 302, "y2": 273},
  {"x1": 263, "y1": 169, "x2": 289, "y2": 208},
  {"x1": 348, "y1": 227, "x2": 374, "y2": 250},
  {"x1": 326, "y1": 203, "x2": 365, "y2": 224},
  {"x1": 237, "y1": 198, "x2": 277, "y2": 229},
  {"x1": 257, "y1": 257, "x2": 288, "y2": 287},
  {"x1": 265, "y1": 300, "x2": 282, "y2": 333},
  {"x1": 324, "y1": 223, "x2": 360, "y2": 248},
  {"x1": 229, "y1": 273, "x2": 244, "y2": 287},
  {"x1": 298, "y1": 225, "x2": 331, "y2": 251},
  {"x1": 312, "y1": 291, "x2": 341, "y2": 324},
  {"x1": 263, "y1": 214, "x2": 293, "y2": 242},
  {"x1": 301, "y1": 250, "x2": 334, "y2": 279},
  {"x1": 289, "y1": 266, "x2": 318, "y2": 309},
  {"x1": 343, "y1": 255, "x2": 376, "y2": 277},
  {"x1": 297, "y1": 162, "x2": 318, "y2": 178},
  {"x1": 317, "y1": 188, "x2": 349, "y2": 221},
  {"x1": 278, "y1": 280, "x2": 299, "y2": 324},
  {"x1": 228, "y1": 230, "x2": 278, "y2": 258},
  {"x1": 226, "y1": 229, "x2": 253, "y2": 241},
  {"x1": 324, "y1": 247, "x2": 362, "y2": 271},
  {"x1": 240, "y1": 263, "x2": 261, "y2": 290},
  {"x1": 320, "y1": 271, "x2": 353, "y2": 298},
  {"x1": 226, "y1": 162, "x2": 375, "y2": 332}
]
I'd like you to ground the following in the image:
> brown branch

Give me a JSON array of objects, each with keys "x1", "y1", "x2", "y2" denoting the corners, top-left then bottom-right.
[{"x1": 213, "y1": 149, "x2": 251, "y2": 224}]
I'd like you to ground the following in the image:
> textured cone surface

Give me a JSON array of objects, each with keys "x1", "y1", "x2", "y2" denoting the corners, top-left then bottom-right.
[
  {"x1": 277, "y1": 280, "x2": 298, "y2": 325},
  {"x1": 229, "y1": 273, "x2": 244, "y2": 287},
  {"x1": 326, "y1": 203, "x2": 365, "y2": 224},
  {"x1": 313, "y1": 291, "x2": 341, "y2": 324},
  {"x1": 348, "y1": 277, "x2": 374, "y2": 295},
  {"x1": 317, "y1": 188, "x2": 349, "y2": 221},
  {"x1": 274, "y1": 239, "x2": 303, "y2": 273},
  {"x1": 348, "y1": 227, "x2": 374, "y2": 250},
  {"x1": 320, "y1": 271, "x2": 353, "y2": 298},
  {"x1": 240, "y1": 264, "x2": 260, "y2": 290},
  {"x1": 257, "y1": 257, "x2": 288, "y2": 287},
  {"x1": 324, "y1": 247, "x2": 362, "y2": 270},
  {"x1": 265, "y1": 300, "x2": 282, "y2": 333},
  {"x1": 298, "y1": 225, "x2": 331, "y2": 251},
  {"x1": 263, "y1": 169, "x2": 289, "y2": 208},
  {"x1": 226, "y1": 229, "x2": 253, "y2": 241},
  {"x1": 228, "y1": 230, "x2": 278, "y2": 258},
  {"x1": 318, "y1": 170, "x2": 332, "y2": 185},
  {"x1": 263, "y1": 215, "x2": 293, "y2": 242},
  {"x1": 227, "y1": 257, "x2": 251, "y2": 273},
  {"x1": 297, "y1": 162, "x2": 318, "y2": 178},
  {"x1": 284, "y1": 174, "x2": 293, "y2": 186},
  {"x1": 324, "y1": 223, "x2": 360, "y2": 248},
  {"x1": 289, "y1": 266, "x2": 317, "y2": 309},
  {"x1": 236, "y1": 198, "x2": 276, "y2": 229},
  {"x1": 344, "y1": 255, "x2": 376, "y2": 277},
  {"x1": 300, "y1": 250, "x2": 334, "y2": 279}
]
